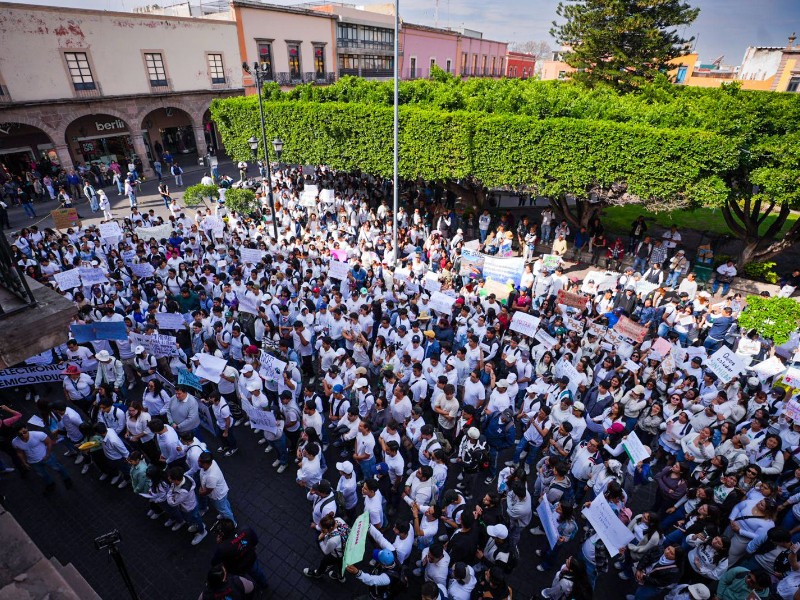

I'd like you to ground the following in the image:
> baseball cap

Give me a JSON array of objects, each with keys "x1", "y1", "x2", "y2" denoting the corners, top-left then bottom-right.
[
  {"x1": 374, "y1": 462, "x2": 389, "y2": 475},
  {"x1": 467, "y1": 427, "x2": 480, "y2": 440},
  {"x1": 335, "y1": 461, "x2": 354, "y2": 475},
  {"x1": 573, "y1": 401, "x2": 585, "y2": 412},
  {"x1": 242, "y1": 365, "x2": 254, "y2": 373},
  {"x1": 688, "y1": 584, "x2": 711, "y2": 600},
  {"x1": 496, "y1": 379, "x2": 508, "y2": 388},
  {"x1": 411, "y1": 335, "x2": 421, "y2": 343},
  {"x1": 246, "y1": 379, "x2": 261, "y2": 392},
  {"x1": 332, "y1": 384, "x2": 344, "y2": 394},
  {"x1": 486, "y1": 524, "x2": 508, "y2": 540},
  {"x1": 355, "y1": 378, "x2": 369, "y2": 389}
]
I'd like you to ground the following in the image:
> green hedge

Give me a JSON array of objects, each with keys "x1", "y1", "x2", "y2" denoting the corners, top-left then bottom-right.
[{"x1": 211, "y1": 97, "x2": 738, "y2": 203}]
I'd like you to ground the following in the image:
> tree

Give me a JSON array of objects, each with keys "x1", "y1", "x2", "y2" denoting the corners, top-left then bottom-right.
[
  {"x1": 510, "y1": 40, "x2": 552, "y2": 60},
  {"x1": 224, "y1": 188, "x2": 260, "y2": 216},
  {"x1": 182, "y1": 184, "x2": 219, "y2": 208},
  {"x1": 551, "y1": 0, "x2": 699, "y2": 91},
  {"x1": 737, "y1": 296, "x2": 800, "y2": 345}
]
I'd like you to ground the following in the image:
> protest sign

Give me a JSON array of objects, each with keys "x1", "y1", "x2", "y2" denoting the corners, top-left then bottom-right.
[
  {"x1": 564, "y1": 316, "x2": 585, "y2": 335},
  {"x1": 178, "y1": 369, "x2": 203, "y2": 391},
  {"x1": 130, "y1": 332, "x2": 152, "y2": 355},
  {"x1": 617, "y1": 341, "x2": 635, "y2": 359},
  {"x1": 463, "y1": 239, "x2": 481, "y2": 251},
  {"x1": 535, "y1": 328, "x2": 558, "y2": 350},
  {"x1": 622, "y1": 431, "x2": 651, "y2": 465},
  {"x1": 422, "y1": 272, "x2": 442, "y2": 293},
  {"x1": 536, "y1": 501, "x2": 560, "y2": 550},
  {"x1": 635, "y1": 280, "x2": 658, "y2": 297},
  {"x1": 661, "y1": 353, "x2": 676, "y2": 375},
  {"x1": 624, "y1": 359, "x2": 641, "y2": 373},
  {"x1": 651, "y1": 337, "x2": 673, "y2": 357},
  {"x1": 509, "y1": 312, "x2": 541, "y2": 338},
  {"x1": 197, "y1": 401, "x2": 216, "y2": 436},
  {"x1": 482, "y1": 279, "x2": 512, "y2": 303},
  {"x1": 54, "y1": 269, "x2": 82, "y2": 291},
  {"x1": 751, "y1": 356, "x2": 787, "y2": 381},
  {"x1": 99, "y1": 222, "x2": 123, "y2": 240},
  {"x1": 237, "y1": 294, "x2": 260, "y2": 315},
  {"x1": 556, "y1": 289, "x2": 589, "y2": 311},
  {"x1": 240, "y1": 248, "x2": 264, "y2": 264},
  {"x1": 329, "y1": 260, "x2": 350, "y2": 281},
  {"x1": 498, "y1": 238, "x2": 513, "y2": 257},
  {"x1": 70, "y1": 322, "x2": 128, "y2": 342},
  {"x1": 541, "y1": 254, "x2": 561, "y2": 271},
  {"x1": 614, "y1": 316, "x2": 648, "y2": 344},
  {"x1": 459, "y1": 248, "x2": 484, "y2": 279},
  {"x1": 300, "y1": 184, "x2": 318, "y2": 207},
  {"x1": 130, "y1": 262, "x2": 155, "y2": 278},
  {"x1": 241, "y1": 398, "x2": 278, "y2": 434},
  {"x1": 50, "y1": 208, "x2": 80, "y2": 229},
  {"x1": 137, "y1": 223, "x2": 172, "y2": 242},
  {"x1": 150, "y1": 333, "x2": 178, "y2": 357},
  {"x1": 78, "y1": 267, "x2": 108, "y2": 286},
  {"x1": 258, "y1": 351, "x2": 287, "y2": 382},
  {"x1": 320, "y1": 189, "x2": 335, "y2": 204},
  {"x1": 428, "y1": 291, "x2": 456, "y2": 315},
  {"x1": 155, "y1": 371, "x2": 175, "y2": 395},
  {"x1": 554, "y1": 360, "x2": 580, "y2": 395},
  {"x1": 582, "y1": 494, "x2": 634, "y2": 557},
  {"x1": 330, "y1": 248, "x2": 348, "y2": 262},
  {"x1": 706, "y1": 346, "x2": 746, "y2": 384},
  {"x1": 121, "y1": 250, "x2": 137, "y2": 265},
  {"x1": 581, "y1": 270, "x2": 620, "y2": 294},
  {"x1": 483, "y1": 256, "x2": 524, "y2": 287},
  {"x1": 155, "y1": 312, "x2": 186, "y2": 331},
  {"x1": 784, "y1": 368, "x2": 800, "y2": 389},
  {"x1": 588, "y1": 323, "x2": 607, "y2": 339},
  {"x1": 0, "y1": 364, "x2": 72, "y2": 389},
  {"x1": 195, "y1": 354, "x2": 227, "y2": 383},
  {"x1": 341, "y1": 511, "x2": 371, "y2": 575}
]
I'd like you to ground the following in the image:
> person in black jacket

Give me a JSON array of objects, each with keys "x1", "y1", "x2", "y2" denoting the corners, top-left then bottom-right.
[
  {"x1": 211, "y1": 519, "x2": 268, "y2": 589},
  {"x1": 626, "y1": 544, "x2": 684, "y2": 600}
]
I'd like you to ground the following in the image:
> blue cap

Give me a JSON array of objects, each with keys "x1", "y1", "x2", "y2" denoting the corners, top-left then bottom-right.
[
  {"x1": 332, "y1": 384, "x2": 344, "y2": 393},
  {"x1": 372, "y1": 549, "x2": 395, "y2": 566},
  {"x1": 319, "y1": 303, "x2": 328, "y2": 309},
  {"x1": 374, "y1": 462, "x2": 389, "y2": 475}
]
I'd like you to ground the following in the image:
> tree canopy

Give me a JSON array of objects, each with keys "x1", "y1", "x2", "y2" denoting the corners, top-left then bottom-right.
[{"x1": 550, "y1": 0, "x2": 700, "y2": 91}]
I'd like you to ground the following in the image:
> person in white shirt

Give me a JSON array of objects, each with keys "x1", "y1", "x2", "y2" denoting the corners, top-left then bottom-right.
[
  {"x1": 362, "y1": 478, "x2": 385, "y2": 527},
  {"x1": 297, "y1": 442, "x2": 323, "y2": 488},
  {"x1": 198, "y1": 452, "x2": 236, "y2": 525},
  {"x1": 52, "y1": 403, "x2": 86, "y2": 464},
  {"x1": 12, "y1": 426, "x2": 73, "y2": 491},
  {"x1": 353, "y1": 421, "x2": 377, "y2": 479},
  {"x1": 147, "y1": 419, "x2": 185, "y2": 468},
  {"x1": 95, "y1": 422, "x2": 130, "y2": 488},
  {"x1": 335, "y1": 461, "x2": 359, "y2": 518}
]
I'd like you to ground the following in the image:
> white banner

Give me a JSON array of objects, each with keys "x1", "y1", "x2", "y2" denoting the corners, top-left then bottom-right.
[
  {"x1": 534, "y1": 328, "x2": 558, "y2": 349},
  {"x1": 536, "y1": 500, "x2": 560, "y2": 549},
  {"x1": 329, "y1": 260, "x2": 350, "y2": 281},
  {"x1": 195, "y1": 354, "x2": 227, "y2": 383},
  {"x1": 136, "y1": 223, "x2": 172, "y2": 242},
  {"x1": 300, "y1": 184, "x2": 318, "y2": 207},
  {"x1": 54, "y1": 269, "x2": 82, "y2": 291},
  {"x1": 509, "y1": 312, "x2": 541, "y2": 338},
  {"x1": 428, "y1": 291, "x2": 456, "y2": 315},
  {"x1": 751, "y1": 356, "x2": 787, "y2": 380},
  {"x1": 78, "y1": 267, "x2": 108, "y2": 286},
  {"x1": 706, "y1": 346, "x2": 746, "y2": 384},
  {"x1": 240, "y1": 248, "x2": 264, "y2": 264},
  {"x1": 582, "y1": 494, "x2": 634, "y2": 557},
  {"x1": 0, "y1": 364, "x2": 70, "y2": 388},
  {"x1": 155, "y1": 312, "x2": 186, "y2": 331},
  {"x1": 99, "y1": 222, "x2": 123, "y2": 240},
  {"x1": 422, "y1": 272, "x2": 442, "y2": 293},
  {"x1": 130, "y1": 262, "x2": 155, "y2": 278}
]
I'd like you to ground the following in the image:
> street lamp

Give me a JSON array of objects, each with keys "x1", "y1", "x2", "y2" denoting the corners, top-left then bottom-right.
[
  {"x1": 242, "y1": 61, "x2": 278, "y2": 240},
  {"x1": 272, "y1": 137, "x2": 284, "y2": 169}
]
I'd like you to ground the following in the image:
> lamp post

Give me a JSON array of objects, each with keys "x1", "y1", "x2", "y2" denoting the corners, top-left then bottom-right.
[
  {"x1": 242, "y1": 61, "x2": 278, "y2": 240},
  {"x1": 272, "y1": 137, "x2": 284, "y2": 170},
  {"x1": 392, "y1": 0, "x2": 399, "y2": 266}
]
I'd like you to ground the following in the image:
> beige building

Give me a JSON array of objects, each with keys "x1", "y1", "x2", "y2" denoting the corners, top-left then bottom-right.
[{"x1": 0, "y1": 2, "x2": 242, "y2": 176}]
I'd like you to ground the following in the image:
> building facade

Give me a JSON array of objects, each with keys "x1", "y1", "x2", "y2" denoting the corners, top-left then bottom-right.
[
  {"x1": 456, "y1": 29, "x2": 508, "y2": 78},
  {"x1": 505, "y1": 51, "x2": 536, "y2": 78},
  {"x1": 0, "y1": 2, "x2": 242, "y2": 176},
  {"x1": 224, "y1": 1, "x2": 337, "y2": 91},
  {"x1": 401, "y1": 23, "x2": 458, "y2": 79}
]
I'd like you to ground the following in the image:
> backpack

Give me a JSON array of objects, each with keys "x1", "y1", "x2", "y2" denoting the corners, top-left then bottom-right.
[
  {"x1": 433, "y1": 430, "x2": 452, "y2": 456},
  {"x1": 334, "y1": 490, "x2": 347, "y2": 513}
]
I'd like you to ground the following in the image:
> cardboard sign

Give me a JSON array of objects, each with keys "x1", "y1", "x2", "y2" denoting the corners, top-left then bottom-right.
[
  {"x1": 751, "y1": 356, "x2": 787, "y2": 381},
  {"x1": 706, "y1": 346, "x2": 746, "y2": 384},
  {"x1": 614, "y1": 316, "x2": 648, "y2": 344},
  {"x1": 582, "y1": 494, "x2": 634, "y2": 558},
  {"x1": 258, "y1": 350, "x2": 287, "y2": 382},
  {"x1": 509, "y1": 312, "x2": 541, "y2": 338},
  {"x1": 51, "y1": 208, "x2": 80, "y2": 229},
  {"x1": 329, "y1": 260, "x2": 350, "y2": 281},
  {"x1": 557, "y1": 289, "x2": 589, "y2": 311},
  {"x1": 651, "y1": 337, "x2": 673, "y2": 357},
  {"x1": 428, "y1": 291, "x2": 456, "y2": 315},
  {"x1": 155, "y1": 312, "x2": 186, "y2": 331},
  {"x1": 99, "y1": 222, "x2": 123, "y2": 240},
  {"x1": 54, "y1": 269, "x2": 82, "y2": 291}
]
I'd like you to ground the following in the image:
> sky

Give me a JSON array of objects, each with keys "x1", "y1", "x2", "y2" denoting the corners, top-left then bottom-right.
[{"x1": 20, "y1": 0, "x2": 800, "y2": 64}]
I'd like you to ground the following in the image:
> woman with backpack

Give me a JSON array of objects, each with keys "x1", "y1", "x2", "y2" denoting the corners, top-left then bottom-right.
[{"x1": 303, "y1": 513, "x2": 349, "y2": 583}]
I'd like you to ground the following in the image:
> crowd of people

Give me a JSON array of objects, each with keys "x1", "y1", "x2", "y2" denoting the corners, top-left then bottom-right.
[{"x1": 2, "y1": 163, "x2": 800, "y2": 600}]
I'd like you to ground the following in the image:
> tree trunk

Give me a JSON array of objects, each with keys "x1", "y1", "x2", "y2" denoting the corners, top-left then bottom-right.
[
  {"x1": 548, "y1": 195, "x2": 604, "y2": 230},
  {"x1": 721, "y1": 198, "x2": 797, "y2": 267}
]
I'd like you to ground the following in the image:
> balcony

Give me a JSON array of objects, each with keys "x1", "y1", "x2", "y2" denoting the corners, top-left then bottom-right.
[{"x1": 337, "y1": 38, "x2": 395, "y2": 50}]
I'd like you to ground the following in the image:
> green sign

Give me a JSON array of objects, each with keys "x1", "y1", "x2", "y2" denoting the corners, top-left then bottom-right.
[{"x1": 342, "y1": 510, "x2": 370, "y2": 575}]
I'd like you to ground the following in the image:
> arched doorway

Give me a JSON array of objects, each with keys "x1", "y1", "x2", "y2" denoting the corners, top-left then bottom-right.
[
  {"x1": 0, "y1": 122, "x2": 59, "y2": 179},
  {"x1": 140, "y1": 107, "x2": 197, "y2": 164},
  {"x1": 64, "y1": 113, "x2": 135, "y2": 170},
  {"x1": 202, "y1": 108, "x2": 223, "y2": 157}
]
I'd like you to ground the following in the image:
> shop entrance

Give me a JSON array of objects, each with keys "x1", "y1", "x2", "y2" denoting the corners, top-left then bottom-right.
[
  {"x1": 0, "y1": 122, "x2": 59, "y2": 179},
  {"x1": 65, "y1": 113, "x2": 135, "y2": 169},
  {"x1": 141, "y1": 107, "x2": 197, "y2": 167}
]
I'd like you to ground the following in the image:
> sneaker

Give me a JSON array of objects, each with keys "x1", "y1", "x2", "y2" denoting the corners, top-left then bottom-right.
[
  {"x1": 613, "y1": 562, "x2": 623, "y2": 570},
  {"x1": 437, "y1": 534, "x2": 449, "y2": 542},
  {"x1": 263, "y1": 445, "x2": 273, "y2": 454},
  {"x1": 457, "y1": 473, "x2": 463, "y2": 481},
  {"x1": 529, "y1": 526, "x2": 545, "y2": 535},
  {"x1": 535, "y1": 549, "x2": 543, "y2": 557},
  {"x1": 217, "y1": 446, "x2": 225, "y2": 453},
  {"x1": 303, "y1": 568, "x2": 322, "y2": 579},
  {"x1": 536, "y1": 564, "x2": 546, "y2": 572},
  {"x1": 34, "y1": 395, "x2": 40, "y2": 402},
  {"x1": 110, "y1": 474, "x2": 122, "y2": 485},
  {"x1": 74, "y1": 455, "x2": 84, "y2": 465},
  {"x1": 233, "y1": 418, "x2": 244, "y2": 427},
  {"x1": 524, "y1": 464, "x2": 531, "y2": 475},
  {"x1": 171, "y1": 521, "x2": 185, "y2": 532},
  {"x1": 64, "y1": 450, "x2": 77, "y2": 457},
  {"x1": 117, "y1": 479, "x2": 128, "y2": 489},
  {"x1": 188, "y1": 524, "x2": 199, "y2": 533},
  {"x1": 164, "y1": 519, "x2": 175, "y2": 528},
  {"x1": 225, "y1": 448, "x2": 238, "y2": 457},
  {"x1": 99, "y1": 473, "x2": 109, "y2": 481},
  {"x1": 149, "y1": 512, "x2": 161, "y2": 520},
  {"x1": 271, "y1": 459, "x2": 281, "y2": 468},
  {"x1": 415, "y1": 560, "x2": 422, "y2": 567},
  {"x1": 504, "y1": 460, "x2": 517, "y2": 467},
  {"x1": 484, "y1": 476, "x2": 494, "y2": 485},
  {"x1": 81, "y1": 464, "x2": 90, "y2": 475},
  {"x1": 127, "y1": 382, "x2": 135, "y2": 390},
  {"x1": 199, "y1": 508, "x2": 209, "y2": 517},
  {"x1": 541, "y1": 591, "x2": 551, "y2": 599},
  {"x1": 191, "y1": 530, "x2": 207, "y2": 545},
  {"x1": 1, "y1": 467, "x2": 15, "y2": 474},
  {"x1": 277, "y1": 464, "x2": 287, "y2": 473},
  {"x1": 333, "y1": 573, "x2": 346, "y2": 584},
  {"x1": 619, "y1": 572, "x2": 630, "y2": 580},
  {"x1": 322, "y1": 444, "x2": 329, "y2": 452},
  {"x1": 258, "y1": 438, "x2": 267, "y2": 445},
  {"x1": 147, "y1": 509, "x2": 155, "y2": 518}
]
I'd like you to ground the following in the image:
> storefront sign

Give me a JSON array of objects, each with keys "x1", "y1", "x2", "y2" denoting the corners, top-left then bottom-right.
[{"x1": 95, "y1": 119, "x2": 127, "y2": 132}]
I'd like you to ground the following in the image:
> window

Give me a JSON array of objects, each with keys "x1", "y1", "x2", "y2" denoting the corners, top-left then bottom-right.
[
  {"x1": 144, "y1": 52, "x2": 168, "y2": 87},
  {"x1": 362, "y1": 55, "x2": 392, "y2": 72},
  {"x1": 445, "y1": 59, "x2": 452, "y2": 74},
  {"x1": 314, "y1": 46, "x2": 326, "y2": 78},
  {"x1": 207, "y1": 53, "x2": 225, "y2": 84},
  {"x1": 471, "y1": 54, "x2": 478, "y2": 75},
  {"x1": 409, "y1": 57, "x2": 417, "y2": 79},
  {"x1": 339, "y1": 55, "x2": 359, "y2": 71},
  {"x1": 287, "y1": 43, "x2": 301, "y2": 79},
  {"x1": 430, "y1": 58, "x2": 436, "y2": 75},
  {"x1": 789, "y1": 76, "x2": 800, "y2": 92},
  {"x1": 64, "y1": 51, "x2": 96, "y2": 91},
  {"x1": 499, "y1": 58, "x2": 504, "y2": 76},
  {"x1": 337, "y1": 23, "x2": 357, "y2": 40},
  {"x1": 461, "y1": 52, "x2": 468, "y2": 75},
  {"x1": 491, "y1": 57, "x2": 496, "y2": 76},
  {"x1": 481, "y1": 55, "x2": 487, "y2": 76},
  {"x1": 257, "y1": 42, "x2": 273, "y2": 79}
]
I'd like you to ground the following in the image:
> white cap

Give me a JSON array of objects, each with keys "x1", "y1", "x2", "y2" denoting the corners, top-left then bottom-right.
[
  {"x1": 496, "y1": 379, "x2": 508, "y2": 388},
  {"x1": 242, "y1": 365, "x2": 254, "y2": 374},
  {"x1": 336, "y1": 461, "x2": 354, "y2": 475},
  {"x1": 486, "y1": 524, "x2": 508, "y2": 539},
  {"x1": 355, "y1": 378, "x2": 369, "y2": 389},
  {"x1": 246, "y1": 379, "x2": 262, "y2": 392},
  {"x1": 688, "y1": 584, "x2": 711, "y2": 600},
  {"x1": 467, "y1": 427, "x2": 480, "y2": 440},
  {"x1": 335, "y1": 348, "x2": 347, "y2": 357},
  {"x1": 134, "y1": 345, "x2": 145, "y2": 355},
  {"x1": 96, "y1": 350, "x2": 112, "y2": 362},
  {"x1": 506, "y1": 372, "x2": 517, "y2": 383}
]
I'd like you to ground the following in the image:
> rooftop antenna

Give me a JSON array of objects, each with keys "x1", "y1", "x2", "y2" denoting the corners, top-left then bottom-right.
[{"x1": 434, "y1": 0, "x2": 439, "y2": 28}]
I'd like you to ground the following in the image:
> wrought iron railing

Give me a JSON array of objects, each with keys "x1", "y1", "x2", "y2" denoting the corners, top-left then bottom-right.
[{"x1": 0, "y1": 234, "x2": 37, "y2": 317}]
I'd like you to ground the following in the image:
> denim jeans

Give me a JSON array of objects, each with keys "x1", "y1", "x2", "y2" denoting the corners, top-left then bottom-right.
[
  {"x1": 270, "y1": 434, "x2": 289, "y2": 465},
  {"x1": 30, "y1": 454, "x2": 71, "y2": 485},
  {"x1": 633, "y1": 257, "x2": 648, "y2": 275},
  {"x1": 358, "y1": 456, "x2": 376, "y2": 480},
  {"x1": 181, "y1": 505, "x2": 205, "y2": 533},
  {"x1": 210, "y1": 494, "x2": 236, "y2": 526},
  {"x1": 665, "y1": 271, "x2": 682, "y2": 288},
  {"x1": 128, "y1": 193, "x2": 137, "y2": 208},
  {"x1": 479, "y1": 229, "x2": 488, "y2": 243},
  {"x1": 711, "y1": 281, "x2": 731, "y2": 295},
  {"x1": 512, "y1": 438, "x2": 540, "y2": 465},
  {"x1": 215, "y1": 422, "x2": 237, "y2": 450},
  {"x1": 22, "y1": 203, "x2": 36, "y2": 218}
]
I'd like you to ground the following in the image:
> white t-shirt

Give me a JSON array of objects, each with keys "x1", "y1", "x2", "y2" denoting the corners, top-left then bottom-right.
[
  {"x1": 12, "y1": 431, "x2": 48, "y2": 463},
  {"x1": 199, "y1": 461, "x2": 230, "y2": 500}
]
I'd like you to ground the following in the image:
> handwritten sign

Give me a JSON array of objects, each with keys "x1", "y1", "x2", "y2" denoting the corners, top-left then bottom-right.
[
  {"x1": 258, "y1": 351, "x2": 287, "y2": 382},
  {"x1": 783, "y1": 368, "x2": 800, "y2": 389},
  {"x1": 329, "y1": 260, "x2": 350, "y2": 281},
  {"x1": 428, "y1": 291, "x2": 456, "y2": 315},
  {"x1": 121, "y1": 250, "x2": 137, "y2": 265},
  {"x1": 195, "y1": 353, "x2": 227, "y2": 383},
  {"x1": 240, "y1": 248, "x2": 264, "y2": 264},
  {"x1": 330, "y1": 248, "x2": 348, "y2": 262},
  {"x1": 177, "y1": 369, "x2": 203, "y2": 391},
  {"x1": 624, "y1": 359, "x2": 641, "y2": 373},
  {"x1": 651, "y1": 337, "x2": 673, "y2": 357},
  {"x1": 509, "y1": 312, "x2": 541, "y2": 338},
  {"x1": 557, "y1": 289, "x2": 589, "y2": 311},
  {"x1": 541, "y1": 254, "x2": 561, "y2": 271},
  {"x1": 784, "y1": 399, "x2": 800, "y2": 422},
  {"x1": 238, "y1": 294, "x2": 260, "y2": 315},
  {"x1": 99, "y1": 222, "x2": 123, "y2": 240},
  {"x1": 155, "y1": 312, "x2": 186, "y2": 331},
  {"x1": 622, "y1": 431, "x2": 651, "y2": 465},
  {"x1": 51, "y1": 208, "x2": 80, "y2": 229},
  {"x1": 537, "y1": 500, "x2": 561, "y2": 549},
  {"x1": 241, "y1": 397, "x2": 278, "y2": 433},
  {"x1": 751, "y1": 356, "x2": 786, "y2": 381},
  {"x1": 70, "y1": 322, "x2": 128, "y2": 342},
  {"x1": 614, "y1": 316, "x2": 648, "y2": 344},
  {"x1": 582, "y1": 493, "x2": 634, "y2": 557},
  {"x1": 130, "y1": 262, "x2": 155, "y2": 278},
  {"x1": 78, "y1": 267, "x2": 108, "y2": 286},
  {"x1": 535, "y1": 328, "x2": 558, "y2": 350},
  {"x1": 54, "y1": 269, "x2": 82, "y2": 291},
  {"x1": 706, "y1": 346, "x2": 746, "y2": 384},
  {"x1": 150, "y1": 333, "x2": 178, "y2": 357}
]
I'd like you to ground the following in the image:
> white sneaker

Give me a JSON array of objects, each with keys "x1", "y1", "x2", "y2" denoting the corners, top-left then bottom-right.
[
  {"x1": 264, "y1": 445, "x2": 273, "y2": 453},
  {"x1": 147, "y1": 509, "x2": 155, "y2": 518},
  {"x1": 188, "y1": 524, "x2": 199, "y2": 533},
  {"x1": 412, "y1": 568, "x2": 422, "y2": 577},
  {"x1": 99, "y1": 473, "x2": 109, "y2": 481},
  {"x1": 504, "y1": 461, "x2": 517, "y2": 467},
  {"x1": 524, "y1": 464, "x2": 530, "y2": 475},
  {"x1": 164, "y1": 519, "x2": 175, "y2": 528},
  {"x1": 529, "y1": 526, "x2": 545, "y2": 535},
  {"x1": 117, "y1": 479, "x2": 128, "y2": 489},
  {"x1": 457, "y1": 473, "x2": 463, "y2": 481},
  {"x1": 171, "y1": 521, "x2": 185, "y2": 531},
  {"x1": 225, "y1": 448, "x2": 238, "y2": 457},
  {"x1": 149, "y1": 512, "x2": 161, "y2": 520},
  {"x1": 437, "y1": 534, "x2": 449, "y2": 542},
  {"x1": 74, "y1": 455, "x2": 84, "y2": 465},
  {"x1": 217, "y1": 446, "x2": 225, "y2": 453},
  {"x1": 127, "y1": 382, "x2": 135, "y2": 390},
  {"x1": 191, "y1": 530, "x2": 208, "y2": 545},
  {"x1": 110, "y1": 474, "x2": 122, "y2": 485},
  {"x1": 199, "y1": 508, "x2": 209, "y2": 517},
  {"x1": 258, "y1": 438, "x2": 267, "y2": 445},
  {"x1": 276, "y1": 464, "x2": 287, "y2": 473},
  {"x1": 81, "y1": 464, "x2": 90, "y2": 475},
  {"x1": 271, "y1": 459, "x2": 281, "y2": 468}
]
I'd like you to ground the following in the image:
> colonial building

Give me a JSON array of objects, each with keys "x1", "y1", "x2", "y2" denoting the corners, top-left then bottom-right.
[
  {"x1": 505, "y1": 51, "x2": 536, "y2": 79},
  {"x1": 0, "y1": 2, "x2": 243, "y2": 177}
]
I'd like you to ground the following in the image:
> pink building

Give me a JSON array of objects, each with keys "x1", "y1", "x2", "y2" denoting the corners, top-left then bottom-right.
[{"x1": 400, "y1": 23, "x2": 507, "y2": 80}]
